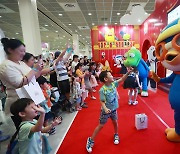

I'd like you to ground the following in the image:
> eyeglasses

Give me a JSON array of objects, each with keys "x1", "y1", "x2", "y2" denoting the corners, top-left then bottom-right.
[{"x1": 155, "y1": 33, "x2": 180, "y2": 61}]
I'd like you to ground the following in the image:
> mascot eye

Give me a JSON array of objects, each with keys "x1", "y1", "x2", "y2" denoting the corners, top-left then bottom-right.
[
  {"x1": 176, "y1": 36, "x2": 180, "y2": 46},
  {"x1": 129, "y1": 53, "x2": 135, "y2": 58},
  {"x1": 159, "y1": 47, "x2": 163, "y2": 56}
]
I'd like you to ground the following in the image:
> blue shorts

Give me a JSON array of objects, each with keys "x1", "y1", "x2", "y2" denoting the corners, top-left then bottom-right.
[{"x1": 99, "y1": 110, "x2": 118, "y2": 124}]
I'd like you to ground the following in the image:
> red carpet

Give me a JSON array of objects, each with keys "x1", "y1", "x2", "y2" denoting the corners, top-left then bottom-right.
[{"x1": 57, "y1": 84, "x2": 180, "y2": 154}]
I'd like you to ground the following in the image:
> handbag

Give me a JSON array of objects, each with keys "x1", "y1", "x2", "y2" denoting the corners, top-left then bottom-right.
[
  {"x1": 135, "y1": 113, "x2": 148, "y2": 130},
  {"x1": 16, "y1": 76, "x2": 45, "y2": 105}
]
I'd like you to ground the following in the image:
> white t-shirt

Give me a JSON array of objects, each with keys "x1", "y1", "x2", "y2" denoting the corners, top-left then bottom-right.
[
  {"x1": 0, "y1": 60, "x2": 31, "y2": 115},
  {"x1": 71, "y1": 61, "x2": 78, "y2": 73}
]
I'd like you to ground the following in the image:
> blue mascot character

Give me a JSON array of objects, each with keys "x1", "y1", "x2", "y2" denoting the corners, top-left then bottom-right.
[
  {"x1": 124, "y1": 47, "x2": 150, "y2": 96},
  {"x1": 151, "y1": 18, "x2": 180, "y2": 142}
]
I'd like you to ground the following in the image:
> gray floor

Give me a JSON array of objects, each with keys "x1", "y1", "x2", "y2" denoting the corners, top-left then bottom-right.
[{"x1": 0, "y1": 102, "x2": 78, "y2": 154}]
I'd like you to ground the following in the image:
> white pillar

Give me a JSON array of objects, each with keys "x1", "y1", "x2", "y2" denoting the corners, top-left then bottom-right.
[
  {"x1": 84, "y1": 45, "x2": 90, "y2": 58},
  {"x1": 18, "y1": 0, "x2": 42, "y2": 56},
  {"x1": 0, "y1": 28, "x2": 6, "y2": 64},
  {"x1": 72, "y1": 34, "x2": 79, "y2": 55}
]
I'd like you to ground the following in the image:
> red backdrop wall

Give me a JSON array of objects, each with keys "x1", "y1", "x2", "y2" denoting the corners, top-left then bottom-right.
[{"x1": 91, "y1": 25, "x2": 140, "y2": 76}]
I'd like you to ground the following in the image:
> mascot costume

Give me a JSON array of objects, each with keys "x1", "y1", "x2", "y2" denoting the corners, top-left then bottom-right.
[
  {"x1": 151, "y1": 18, "x2": 180, "y2": 142},
  {"x1": 147, "y1": 46, "x2": 157, "y2": 88},
  {"x1": 124, "y1": 47, "x2": 150, "y2": 96}
]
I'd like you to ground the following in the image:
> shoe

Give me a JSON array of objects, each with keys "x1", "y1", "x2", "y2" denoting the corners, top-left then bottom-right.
[
  {"x1": 81, "y1": 103, "x2": 88, "y2": 108},
  {"x1": 0, "y1": 135, "x2": 10, "y2": 142},
  {"x1": 48, "y1": 127, "x2": 56, "y2": 135},
  {"x1": 86, "y1": 137, "x2": 94, "y2": 153},
  {"x1": 128, "y1": 100, "x2": 132, "y2": 105},
  {"x1": 77, "y1": 107, "x2": 82, "y2": 111},
  {"x1": 91, "y1": 96, "x2": 96, "y2": 100},
  {"x1": 132, "y1": 101, "x2": 138, "y2": 105},
  {"x1": 114, "y1": 134, "x2": 120, "y2": 145}
]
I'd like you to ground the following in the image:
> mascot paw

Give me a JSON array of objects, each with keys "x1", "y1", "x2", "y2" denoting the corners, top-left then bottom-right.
[
  {"x1": 149, "y1": 71, "x2": 160, "y2": 82},
  {"x1": 141, "y1": 91, "x2": 148, "y2": 97},
  {"x1": 165, "y1": 128, "x2": 180, "y2": 142}
]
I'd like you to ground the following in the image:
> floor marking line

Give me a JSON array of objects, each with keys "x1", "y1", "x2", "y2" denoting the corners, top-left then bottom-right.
[{"x1": 138, "y1": 96, "x2": 170, "y2": 128}]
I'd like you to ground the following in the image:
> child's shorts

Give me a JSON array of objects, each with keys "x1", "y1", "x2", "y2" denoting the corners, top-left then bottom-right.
[{"x1": 99, "y1": 110, "x2": 118, "y2": 124}]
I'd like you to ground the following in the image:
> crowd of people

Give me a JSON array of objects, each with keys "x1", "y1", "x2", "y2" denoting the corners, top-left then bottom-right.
[{"x1": 0, "y1": 38, "x2": 103, "y2": 153}]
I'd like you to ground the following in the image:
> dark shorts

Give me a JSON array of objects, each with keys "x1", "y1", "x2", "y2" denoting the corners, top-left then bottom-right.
[
  {"x1": 58, "y1": 79, "x2": 70, "y2": 94},
  {"x1": 99, "y1": 110, "x2": 118, "y2": 124}
]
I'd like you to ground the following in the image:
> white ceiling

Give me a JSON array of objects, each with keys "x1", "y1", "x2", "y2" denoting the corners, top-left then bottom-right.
[{"x1": 0, "y1": 0, "x2": 155, "y2": 50}]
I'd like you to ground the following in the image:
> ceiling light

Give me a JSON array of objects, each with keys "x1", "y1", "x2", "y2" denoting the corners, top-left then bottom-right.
[
  {"x1": 104, "y1": 23, "x2": 107, "y2": 26},
  {"x1": 16, "y1": 32, "x2": 19, "y2": 34},
  {"x1": 0, "y1": 16, "x2": 2, "y2": 18},
  {"x1": 45, "y1": 24, "x2": 48, "y2": 27},
  {"x1": 59, "y1": 13, "x2": 63, "y2": 16},
  {"x1": 69, "y1": 39, "x2": 70, "y2": 40},
  {"x1": 83, "y1": 38, "x2": 85, "y2": 39},
  {"x1": 63, "y1": 36, "x2": 65, "y2": 37},
  {"x1": 88, "y1": 13, "x2": 92, "y2": 16},
  {"x1": 117, "y1": 13, "x2": 121, "y2": 15},
  {"x1": 46, "y1": 36, "x2": 48, "y2": 37},
  {"x1": 92, "y1": 23, "x2": 95, "y2": 25},
  {"x1": 68, "y1": 23, "x2": 72, "y2": 25},
  {"x1": 138, "y1": 19, "x2": 141, "y2": 22},
  {"x1": 80, "y1": 35, "x2": 82, "y2": 36},
  {"x1": 115, "y1": 23, "x2": 117, "y2": 25},
  {"x1": 55, "y1": 31, "x2": 58, "y2": 33}
]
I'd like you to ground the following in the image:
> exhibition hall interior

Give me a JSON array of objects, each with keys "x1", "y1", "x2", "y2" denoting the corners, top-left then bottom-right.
[{"x1": 0, "y1": 0, "x2": 180, "y2": 154}]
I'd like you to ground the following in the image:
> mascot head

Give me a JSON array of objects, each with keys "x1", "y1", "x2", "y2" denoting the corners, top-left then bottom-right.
[
  {"x1": 147, "y1": 46, "x2": 156, "y2": 61},
  {"x1": 155, "y1": 18, "x2": 180, "y2": 71},
  {"x1": 124, "y1": 47, "x2": 141, "y2": 67}
]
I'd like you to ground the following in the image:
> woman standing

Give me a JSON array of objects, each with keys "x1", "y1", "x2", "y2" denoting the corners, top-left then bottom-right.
[{"x1": 0, "y1": 38, "x2": 43, "y2": 128}]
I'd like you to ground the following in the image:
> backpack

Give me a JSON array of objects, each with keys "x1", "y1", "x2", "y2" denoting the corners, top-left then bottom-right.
[{"x1": 6, "y1": 123, "x2": 25, "y2": 154}]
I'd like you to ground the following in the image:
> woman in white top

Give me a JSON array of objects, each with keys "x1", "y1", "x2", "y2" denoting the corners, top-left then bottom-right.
[{"x1": 0, "y1": 38, "x2": 43, "y2": 128}]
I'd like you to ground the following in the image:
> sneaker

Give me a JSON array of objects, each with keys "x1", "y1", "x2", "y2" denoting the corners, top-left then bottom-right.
[
  {"x1": 86, "y1": 137, "x2": 94, "y2": 153},
  {"x1": 77, "y1": 107, "x2": 82, "y2": 111},
  {"x1": 91, "y1": 96, "x2": 96, "y2": 100},
  {"x1": 48, "y1": 127, "x2": 56, "y2": 135},
  {"x1": 132, "y1": 101, "x2": 138, "y2": 105},
  {"x1": 114, "y1": 134, "x2": 120, "y2": 145},
  {"x1": 81, "y1": 103, "x2": 88, "y2": 108},
  {"x1": 128, "y1": 100, "x2": 132, "y2": 105}
]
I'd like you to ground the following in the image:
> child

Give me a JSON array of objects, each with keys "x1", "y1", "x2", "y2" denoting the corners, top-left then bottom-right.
[
  {"x1": 54, "y1": 46, "x2": 73, "y2": 103},
  {"x1": 36, "y1": 76, "x2": 62, "y2": 135},
  {"x1": 86, "y1": 70, "x2": 131, "y2": 153},
  {"x1": 10, "y1": 98, "x2": 61, "y2": 154},
  {"x1": 123, "y1": 67, "x2": 140, "y2": 105},
  {"x1": 75, "y1": 63, "x2": 88, "y2": 108},
  {"x1": 72, "y1": 75, "x2": 83, "y2": 111}
]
